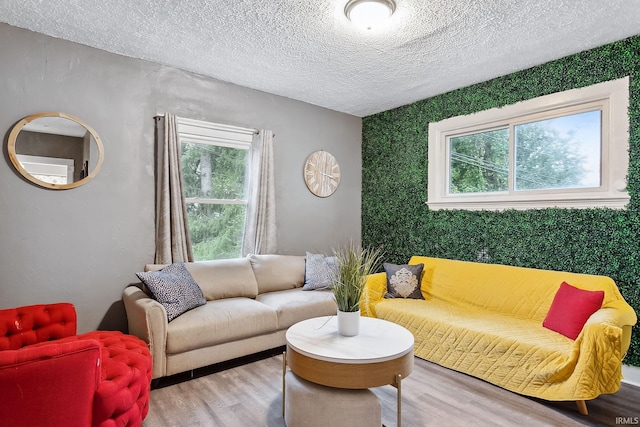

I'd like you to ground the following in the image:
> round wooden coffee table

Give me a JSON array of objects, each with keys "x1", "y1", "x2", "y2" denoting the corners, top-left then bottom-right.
[{"x1": 283, "y1": 316, "x2": 414, "y2": 427}]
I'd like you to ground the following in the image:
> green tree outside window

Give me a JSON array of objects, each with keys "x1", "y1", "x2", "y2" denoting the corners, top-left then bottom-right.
[
  {"x1": 449, "y1": 110, "x2": 598, "y2": 194},
  {"x1": 181, "y1": 141, "x2": 249, "y2": 260}
]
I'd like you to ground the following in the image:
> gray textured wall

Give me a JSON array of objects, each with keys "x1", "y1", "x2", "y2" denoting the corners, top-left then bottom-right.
[{"x1": 0, "y1": 24, "x2": 362, "y2": 333}]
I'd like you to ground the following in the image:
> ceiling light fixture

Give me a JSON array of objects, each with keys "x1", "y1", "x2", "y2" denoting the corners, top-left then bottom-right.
[{"x1": 345, "y1": 0, "x2": 396, "y2": 30}]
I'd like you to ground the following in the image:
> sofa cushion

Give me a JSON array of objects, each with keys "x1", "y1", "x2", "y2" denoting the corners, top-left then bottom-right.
[
  {"x1": 165, "y1": 298, "x2": 278, "y2": 354},
  {"x1": 303, "y1": 252, "x2": 338, "y2": 290},
  {"x1": 146, "y1": 258, "x2": 259, "y2": 300},
  {"x1": 543, "y1": 281, "x2": 605, "y2": 340},
  {"x1": 375, "y1": 298, "x2": 576, "y2": 395},
  {"x1": 383, "y1": 263, "x2": 424, "y2": 299},
  {"x1": 256, "y1": 288, "x2": 337, "y2": 329},
  {"x1": 248, "y1": 254, "x2": 306, "y2": 294},
  {"x1": 136, "y1": 262, "x2": 206, "y2": 321}
]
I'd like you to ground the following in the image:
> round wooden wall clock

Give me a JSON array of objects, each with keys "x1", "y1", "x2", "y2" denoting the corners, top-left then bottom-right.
[{"x1": 304, "y1": 150, "x2": 341, "y2": 197}]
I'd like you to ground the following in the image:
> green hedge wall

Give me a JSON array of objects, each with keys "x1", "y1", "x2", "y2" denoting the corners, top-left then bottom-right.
[{"x1": 362, "y1": 35, "x2": 640, "y2": 366}]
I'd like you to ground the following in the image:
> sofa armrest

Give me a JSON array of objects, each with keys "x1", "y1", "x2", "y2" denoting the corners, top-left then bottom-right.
[
  {"x1": 122, "y1": 285, "x2": 167, "y2": 379},
  {"x1": 583, "y1": 301, "x2": 637, "y2": 358},
  {"x1": 0, "y1": 339, "x2": 101, "y2": 427},
  {"x1": 361, "y1": 272, "x2": 387, "y2": 318},
  {"x1": 592, "y1": 300, "x2": 638, "y2": 326},
  {"x1": 565, "y1": 302, "x2": 638, "y2": 398}
]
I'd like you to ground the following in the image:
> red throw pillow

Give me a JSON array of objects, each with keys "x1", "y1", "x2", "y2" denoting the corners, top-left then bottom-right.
[{"x1": 542, "y1": 281, "x2": 604, "y2": 340}]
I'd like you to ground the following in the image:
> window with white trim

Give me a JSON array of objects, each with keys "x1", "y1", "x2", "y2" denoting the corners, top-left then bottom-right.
[
  {"x1": 427, "y1": 77, "x2": 630, "y2": 210},
  {"x1": 177, "y1": 117, "x2": 255, "y2": 260}
]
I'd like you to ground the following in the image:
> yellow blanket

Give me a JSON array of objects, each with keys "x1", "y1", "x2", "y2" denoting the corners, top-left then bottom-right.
[{"x1": 361, "y1": 256, "x2": 637, "y2": 401}]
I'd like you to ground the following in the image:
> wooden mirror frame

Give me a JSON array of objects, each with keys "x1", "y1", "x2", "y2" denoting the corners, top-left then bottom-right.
[{"x1": 7, "y1": 112, "x2": 104, "y2": 190}]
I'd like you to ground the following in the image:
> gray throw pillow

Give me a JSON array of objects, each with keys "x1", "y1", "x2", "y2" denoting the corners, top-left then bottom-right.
[
  {"x1": 384, "y1": 263, "x2": 424, "y2": 299},
  {"x1": 136, "y1": 262, "x2": 206, "y2": 321},
  {"x1": 303, "y1": 252, "x2": 339, "y2": 290}
]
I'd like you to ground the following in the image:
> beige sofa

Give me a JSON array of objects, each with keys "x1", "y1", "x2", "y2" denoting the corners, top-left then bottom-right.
[{"x1": 122, "y1": 254, "x2": 337, "y2": 379}]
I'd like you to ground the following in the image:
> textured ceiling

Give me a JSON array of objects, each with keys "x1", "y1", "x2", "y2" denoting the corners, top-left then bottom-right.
[{"x1": 1, "y1": 0, "x2": 640, "y2": 117}]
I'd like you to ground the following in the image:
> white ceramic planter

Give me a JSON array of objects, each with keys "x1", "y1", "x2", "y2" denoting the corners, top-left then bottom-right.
[{"x1": 337, "y1": 309, "x2": 360, "y2": 336}]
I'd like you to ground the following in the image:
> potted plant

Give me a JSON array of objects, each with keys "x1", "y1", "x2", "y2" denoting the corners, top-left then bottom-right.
[{"x1": 331, "y1": 242, "x2": 383, "y2": 336}]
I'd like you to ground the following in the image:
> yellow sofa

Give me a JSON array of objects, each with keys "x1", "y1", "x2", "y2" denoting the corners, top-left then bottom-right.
[{"x1": 361, "y1": 256, "x2": 637, "y2": 414}]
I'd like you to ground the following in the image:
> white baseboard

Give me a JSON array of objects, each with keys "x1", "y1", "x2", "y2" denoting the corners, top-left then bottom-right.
[{"x1": 622, "y1": 364, "x2": 640, "y2": 387}]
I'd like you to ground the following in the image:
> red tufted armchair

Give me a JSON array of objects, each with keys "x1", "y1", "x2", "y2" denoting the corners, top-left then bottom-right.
[{"x1": 0, "y1": 303, "x2": 152, "y2": 427}]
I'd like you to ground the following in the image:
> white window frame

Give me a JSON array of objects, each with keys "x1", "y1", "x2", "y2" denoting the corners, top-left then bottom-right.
[
  {"x1": 17, "y1": 154, "x2": 74, "y2": 184},
  {"x1": 176, "y1": 117, "x2": 256, "y2": 257},
  {"x1": 427, "y1": 77, "x2": 630, "y2": 210}
]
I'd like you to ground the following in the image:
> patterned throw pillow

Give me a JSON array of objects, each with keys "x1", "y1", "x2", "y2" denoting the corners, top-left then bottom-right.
[
  {"x1": 303, "y1": 252, "x2": 339, "y2": 290},
  {"x1": 136, "y1": 262, "x2": 206, "y2": 322},
  {"x1": 384, "y1": 263, "x2": 424, "y2": 299}
]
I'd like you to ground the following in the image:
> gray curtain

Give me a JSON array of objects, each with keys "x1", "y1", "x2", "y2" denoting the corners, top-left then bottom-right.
[
  {"x1": 242, "y1": 129, "x2": 278, "y2": 255},
  {"x1": 154, "y1": 113, "x2": 193, "y2": 263}
]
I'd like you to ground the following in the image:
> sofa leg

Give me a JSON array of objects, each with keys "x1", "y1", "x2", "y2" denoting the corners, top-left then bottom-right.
[{"x1": 576, "y1": 400, "x2": 588, "y2": 415}]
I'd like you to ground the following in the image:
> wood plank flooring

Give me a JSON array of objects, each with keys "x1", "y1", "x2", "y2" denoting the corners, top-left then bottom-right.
[{"x1": 144, "y1": 348, "x2": 640, "y2": 427}]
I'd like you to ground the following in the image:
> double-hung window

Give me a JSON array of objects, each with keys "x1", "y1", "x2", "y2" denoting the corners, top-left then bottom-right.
[
  {"x1": 428, "y1": 77, "x2": 630, "y2": 210},
  {"x1": 177, "y1": 117, "x2": 255, "y2": 260}
]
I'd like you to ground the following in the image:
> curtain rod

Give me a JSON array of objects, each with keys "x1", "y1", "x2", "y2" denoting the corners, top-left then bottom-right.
[{"x1": 154, "y1": 113, "x2": 260, "y2": 135}]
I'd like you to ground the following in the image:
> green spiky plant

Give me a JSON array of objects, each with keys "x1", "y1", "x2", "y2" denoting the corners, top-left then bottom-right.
[{"x1": 332, "y1": 242, "x2": 384, "y2": 312}]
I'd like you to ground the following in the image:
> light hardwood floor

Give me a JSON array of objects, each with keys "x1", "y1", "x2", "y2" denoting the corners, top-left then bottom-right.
[{"x1": 144, "y1": 348, "x2": 640, "y2": 427}]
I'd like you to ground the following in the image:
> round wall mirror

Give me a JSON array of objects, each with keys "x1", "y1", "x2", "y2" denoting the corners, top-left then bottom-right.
[{"x1": 7, "y1": 112, "x2": 104, "y2": 190}]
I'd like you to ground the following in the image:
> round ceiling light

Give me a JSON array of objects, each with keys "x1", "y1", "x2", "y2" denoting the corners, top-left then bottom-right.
[{"x1": 345, "y1": 0, "x2": 396, "y2": 30}]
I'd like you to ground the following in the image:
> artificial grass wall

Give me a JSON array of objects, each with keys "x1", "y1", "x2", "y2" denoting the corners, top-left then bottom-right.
[{"x1": 362, "y1": 35, "x2": 640, "y2": 366}]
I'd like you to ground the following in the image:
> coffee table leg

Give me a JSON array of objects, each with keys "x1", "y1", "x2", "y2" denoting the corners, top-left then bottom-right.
[
  {"x1": 396, "y1": 373, "x2": 402, "y2": 427},
  {"x1": 282, "y1": 351, "x2": 287, "y2": 417}
]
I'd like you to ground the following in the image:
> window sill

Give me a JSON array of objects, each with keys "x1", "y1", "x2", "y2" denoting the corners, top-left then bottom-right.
[{"x1": 426, "y1": 193, "x2": 630, "y2": 211}]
